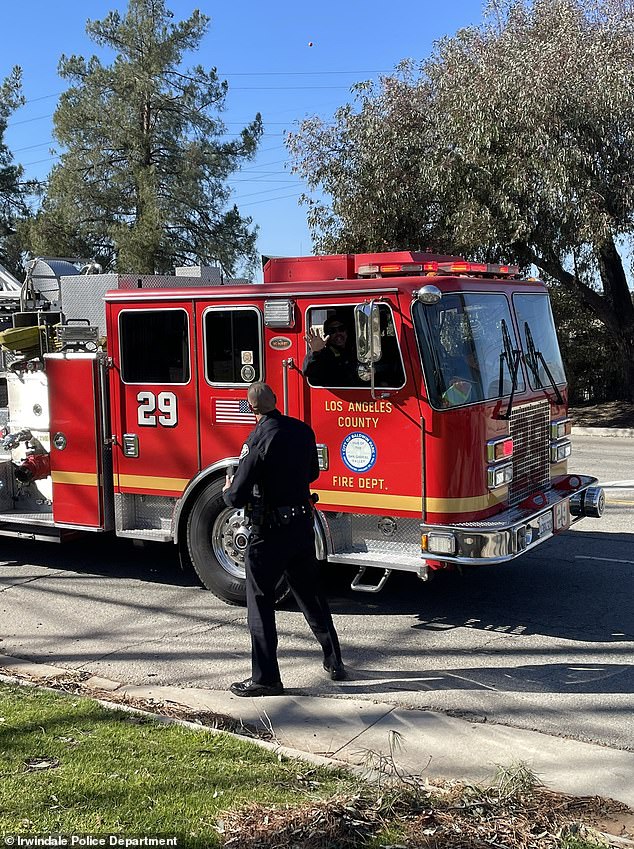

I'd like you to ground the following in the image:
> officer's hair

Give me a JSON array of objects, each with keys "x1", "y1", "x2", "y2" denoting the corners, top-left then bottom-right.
[{"x1": 247, "y1": 382, "x2": 277, "y2": 414}]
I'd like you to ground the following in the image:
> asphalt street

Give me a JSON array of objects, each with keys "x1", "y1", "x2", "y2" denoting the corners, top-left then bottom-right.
[{"x1": 1, "y1": 431, "x2": 632, "y2": 752}]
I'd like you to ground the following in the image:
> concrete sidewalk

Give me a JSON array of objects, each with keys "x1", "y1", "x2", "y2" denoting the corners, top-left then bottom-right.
[{"x1": 2, "y1": 653, "x2": 633, "y2": 809}]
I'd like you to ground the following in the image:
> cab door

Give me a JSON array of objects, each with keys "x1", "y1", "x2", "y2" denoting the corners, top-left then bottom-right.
[
  {"x1": 297, "y1": 298, "x2": 423, "y2": 518},
  {"x1": 109, "y1": 303, "x2": 199, "y2": 497}
]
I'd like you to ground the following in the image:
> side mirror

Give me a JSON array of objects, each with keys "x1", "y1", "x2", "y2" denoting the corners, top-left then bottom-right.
[{"x1": 354, "y1": 301, "x2": 382, "y2": 364}]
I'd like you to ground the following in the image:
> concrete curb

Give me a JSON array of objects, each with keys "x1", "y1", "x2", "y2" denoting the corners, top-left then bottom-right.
[
  {"x1": 573, "y1": 425, "x2": 634, "y2": 438},
  {"x1": 0, "y1": 667, "x2": 359, "y2": 777}
]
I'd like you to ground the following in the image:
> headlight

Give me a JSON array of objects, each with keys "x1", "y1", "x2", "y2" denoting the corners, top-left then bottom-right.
[
  {"x1": 550, "y1": 439, "x2": 572, "y2": 463},
  {"x1": 422, "y1": 532, "x2": 456, "y2": 555},
  {"x1": 487, "y1": 462, "x2": 513, "y2": 489}
]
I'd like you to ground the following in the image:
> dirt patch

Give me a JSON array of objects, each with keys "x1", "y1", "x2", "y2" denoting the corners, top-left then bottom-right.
[
  {"x1": 218, "y1": 783, "x2": 633, "y2": 848},
  {"x1": 569, "y1": 401, "x2": 634, "y2": 428}
]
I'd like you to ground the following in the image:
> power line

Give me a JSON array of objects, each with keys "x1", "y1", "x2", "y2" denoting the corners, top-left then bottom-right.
[
  {"x1": 16, "y1": 70, "x2": 386, "y2": 107},
  {"x1": 240, "y1": 191, "x2": 303, "y2": 208}
]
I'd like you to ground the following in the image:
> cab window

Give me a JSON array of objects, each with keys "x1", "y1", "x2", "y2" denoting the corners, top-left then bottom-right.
[
  {"x1": 304, "y1": 303, "x2": 405, "y2": 389},
  {"x1": 413, "y1": 293, "x2": 523, "y2": 408},
  {"x1": 204, "y1": 307, "x2": 262, "y2": 385},
  {"x1": 513, "y1": 293, "x2": 566, "y2": 389},
  {"x1": 119, "y1": 309, "x2": 189, "y2": 384}
]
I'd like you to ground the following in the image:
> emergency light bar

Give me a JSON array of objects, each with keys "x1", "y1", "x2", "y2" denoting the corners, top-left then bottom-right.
[
  {"x1": 357, "y1": 261, "x2": 439, "y2": 277},
  {"x1": 436, "y1": 261, "x2": 520, "y2": 276},
  {"x1": 357, "y1": 260, "x2": 519, "y2": 278}
]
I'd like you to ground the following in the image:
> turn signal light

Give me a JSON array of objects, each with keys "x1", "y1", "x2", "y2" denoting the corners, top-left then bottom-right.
[
  {"x1": 550, "y1": 418, "x2": 572, "y2": 439},
  {"x1": 487, "y1": 437, "x2": 514, "y2": 463}
]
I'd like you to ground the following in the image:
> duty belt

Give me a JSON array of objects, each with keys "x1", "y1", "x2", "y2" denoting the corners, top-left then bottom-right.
[{"x1": 269, "y1": 503, "x2": 312, "y2": 525}]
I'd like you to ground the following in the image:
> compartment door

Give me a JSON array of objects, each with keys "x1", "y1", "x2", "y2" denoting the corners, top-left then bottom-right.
[{"x1": 47, "y1": 354, "x2": 105, "y2": 528}]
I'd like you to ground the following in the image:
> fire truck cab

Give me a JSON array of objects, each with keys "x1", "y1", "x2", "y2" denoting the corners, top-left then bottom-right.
[{"x1": 0, "y1": 251, "x2": 604, "y2": 604}]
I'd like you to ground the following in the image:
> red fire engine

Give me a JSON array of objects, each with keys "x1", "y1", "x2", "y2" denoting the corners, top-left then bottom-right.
[{"x1": 0, "y1": 251, "x2": 604, "y2": 604}]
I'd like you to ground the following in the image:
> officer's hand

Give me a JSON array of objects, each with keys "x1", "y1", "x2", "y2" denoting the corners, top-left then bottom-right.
[
  {"x1": 305, "y1": 327, "x2": 327, "y2": 353},
  {"x1": 223, "y1": 474, "x2": 234, "y2": 492}
]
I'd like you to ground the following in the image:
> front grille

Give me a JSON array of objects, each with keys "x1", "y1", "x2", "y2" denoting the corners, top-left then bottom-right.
[{"x1": 509, "y1": 401, "x2": 550, "y2": 506}]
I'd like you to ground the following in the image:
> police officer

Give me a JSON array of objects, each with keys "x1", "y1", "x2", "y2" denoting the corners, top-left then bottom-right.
[{"x1": 223, "y1": 382, "x2": 346, "y2": 697}]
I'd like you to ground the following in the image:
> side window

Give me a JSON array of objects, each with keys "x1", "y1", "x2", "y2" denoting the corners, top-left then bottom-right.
[
  {"x1": 120, "y1": 310, "x2": 189, "y2": 384},
  {"x1": 205, "y1": 308, "x2": 262, "y2": 384},
  {"x1": 303, "y1": 303, "x2": 405, "y2": 389}
]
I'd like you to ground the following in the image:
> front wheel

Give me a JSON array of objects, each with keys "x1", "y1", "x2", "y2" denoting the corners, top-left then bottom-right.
[{"x1": 185, "y1": 477, "x2": 289, "y2": 606}]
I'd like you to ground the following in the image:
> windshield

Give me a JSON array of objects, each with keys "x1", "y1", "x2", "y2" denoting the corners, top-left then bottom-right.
[
  {"x1": 513, "y1": 294, "x2": 566, "y2": 389},
  {"x1": 413, "y1": 293, "x2": 524, "y2": 409}
]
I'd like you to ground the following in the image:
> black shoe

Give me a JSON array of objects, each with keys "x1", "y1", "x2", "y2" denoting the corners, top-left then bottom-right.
[
  {"x1": 323, "y1": 661, "x2": 347, "y2": 681},
  {"x1": 230, "y1": 678, "x2": 284, "y2": 697}
]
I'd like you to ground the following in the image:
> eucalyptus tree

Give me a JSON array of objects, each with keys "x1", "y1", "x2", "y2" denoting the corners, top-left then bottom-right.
[
  {"x1": 28, "y1": 0, "x2": 262, "y2": 274},
  {"x1": 288, "y1": 0, "x2": 634, "y2": 398}
]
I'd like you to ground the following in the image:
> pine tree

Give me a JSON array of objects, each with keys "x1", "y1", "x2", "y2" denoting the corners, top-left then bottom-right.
[
  {"x1": 0, "y1": 67, "x2": 30, "y2": 278},
  {"x1": 27, "y1": 0, "x2": 262, "y2": 275}
]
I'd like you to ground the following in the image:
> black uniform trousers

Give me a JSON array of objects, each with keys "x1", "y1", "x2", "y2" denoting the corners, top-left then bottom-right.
[{"x1": 246, "y1": 515, "x2": 342, "y2": 685}]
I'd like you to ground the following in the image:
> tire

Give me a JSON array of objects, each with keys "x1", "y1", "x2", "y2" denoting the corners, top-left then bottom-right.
[{"x1": 185, "y1": 477, "x2": 289, "y2": 606}]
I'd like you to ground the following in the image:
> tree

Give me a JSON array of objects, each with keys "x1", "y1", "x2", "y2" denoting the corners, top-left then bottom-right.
[
  {"x1": 288, "y1": 0, "x2": 634, "y2": 399},
  {"x1": 0, "y1": 67, "x2": 30, "y2": 278},
  {"x1": 26, "y1": 0, "x2": 262, "y2": 275}
]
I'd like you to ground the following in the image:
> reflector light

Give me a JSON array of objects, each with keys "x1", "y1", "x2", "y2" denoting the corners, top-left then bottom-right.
[{"x1": 357, "y1": 264, "x2": 380, "y2": 276}]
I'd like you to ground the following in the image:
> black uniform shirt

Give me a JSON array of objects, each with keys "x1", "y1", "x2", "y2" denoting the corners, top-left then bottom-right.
[
  {"x1": 223, "y1": 409, "x2": 320, "y2": 510},
  {"x1": 302, "y1": 345, "x2": 361, "y2": 388}
]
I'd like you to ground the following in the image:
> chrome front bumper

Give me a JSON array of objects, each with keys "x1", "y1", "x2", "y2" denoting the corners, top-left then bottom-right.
[{"x1": 421, "y1": 475, "x2": 603, "y2": 566}]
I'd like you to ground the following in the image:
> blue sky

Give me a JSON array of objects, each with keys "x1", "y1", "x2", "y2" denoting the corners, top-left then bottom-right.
[{"x1": 2, "y1": 0, "x2": 486, "y2": 271}]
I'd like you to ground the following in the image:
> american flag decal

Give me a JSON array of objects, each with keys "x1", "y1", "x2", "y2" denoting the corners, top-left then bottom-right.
[{"x1": 214, "y1": 398, "x2": 256, "y2": 425}]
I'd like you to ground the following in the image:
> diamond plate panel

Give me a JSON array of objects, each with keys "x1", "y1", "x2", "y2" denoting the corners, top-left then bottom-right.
[
  {"x1": 60, "y1": 274, "x2": 118, "y2": 338},
  {"x1": 60, "y1": 273, "x2": 226, "y2": 338},
  {"x1": 321, "y1": 511, "x2": 421, "y2": 557},
  {"x1": 114, "y1": 492, "x2": 176, "y2": 535}
]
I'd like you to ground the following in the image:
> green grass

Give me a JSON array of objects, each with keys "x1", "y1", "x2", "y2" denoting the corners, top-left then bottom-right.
[{"x1": 0, "y1": 682, "x2": 353, "y2": 847}]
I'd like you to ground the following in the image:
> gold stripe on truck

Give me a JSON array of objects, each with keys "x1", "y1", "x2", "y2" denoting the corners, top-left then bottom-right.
[
  {"x1": 115, "y1": 473, "x2": 189, "y2": 492},
  {"x1": 314, "y1": 488, "x2": 508, "y2": 513},
  {"x1": 313, "y1": 490, "x2": 422, "y2": 512},
  {"x1": 425, "y1": 489, "x2": 508, "y2": 512},
  {"x1": 51, "y1": 471, "x2": 99, "y2": 487}
]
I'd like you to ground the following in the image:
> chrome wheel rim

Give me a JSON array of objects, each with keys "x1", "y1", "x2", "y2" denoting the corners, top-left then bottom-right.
[{"x1": 211, "y1": 508, "x2": 251, "y2": 579}]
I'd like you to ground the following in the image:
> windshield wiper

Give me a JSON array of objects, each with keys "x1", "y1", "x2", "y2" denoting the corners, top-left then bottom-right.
[
  {"x1": 523, "y1": 322, "x2": 563, "y2": 404},
  {"x1": 498, "y1": 319, "x2": 522, "y2": 419}
]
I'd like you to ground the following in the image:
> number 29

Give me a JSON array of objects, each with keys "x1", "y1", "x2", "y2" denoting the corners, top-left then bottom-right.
[{"x1": 137, "y1": 391, "x2": 178, "y2": 427}]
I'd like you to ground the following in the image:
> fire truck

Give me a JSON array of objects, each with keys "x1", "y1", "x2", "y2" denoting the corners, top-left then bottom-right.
[{"x1": 0, "y1": 251, "x2": 604, "y2": 604}]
